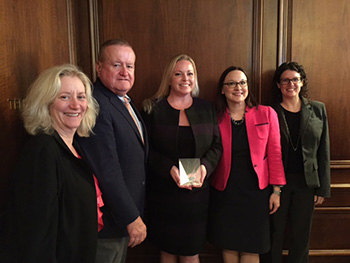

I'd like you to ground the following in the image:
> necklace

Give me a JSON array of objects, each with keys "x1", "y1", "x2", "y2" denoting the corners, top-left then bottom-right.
[
  {"x1": 229, "y1": 113, "x2": 245, "y2": 126},
  {"x1": 281, "y1": 108, "x2": 300, "y2": 151}
]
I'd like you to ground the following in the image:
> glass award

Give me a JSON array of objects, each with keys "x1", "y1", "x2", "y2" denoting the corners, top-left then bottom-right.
[{"x1": 179, "y1": 158, "x2": 201, "y2": 186}]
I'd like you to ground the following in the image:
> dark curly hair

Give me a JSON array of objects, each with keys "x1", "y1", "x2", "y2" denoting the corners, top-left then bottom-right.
[{"x1": 272, "y1": 61, "x2": 309, "y2": 103}]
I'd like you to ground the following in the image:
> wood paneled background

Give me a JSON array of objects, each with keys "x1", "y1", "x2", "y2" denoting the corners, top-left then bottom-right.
[{"x1": 0, "y1": 0, "x2": 349, "y2": 262}]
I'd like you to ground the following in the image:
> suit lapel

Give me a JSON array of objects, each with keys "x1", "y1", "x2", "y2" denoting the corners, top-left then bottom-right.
[
  {"x1": 110, "y1": 96, "x2": 144, "y2": 144},
  {"x1": 96, "y1": 80, "x2": 145, "y2": 145},
  {"x1": 129, "y1": 99, "x2": 147, "y2": 147}
]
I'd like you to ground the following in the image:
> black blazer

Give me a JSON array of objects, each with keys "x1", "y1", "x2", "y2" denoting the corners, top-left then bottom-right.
[
  {"x1": 78, "y1": 78, "x2": 148, "y2": 238},
  {"x1": 273, "y1": 97, "x2": 331, "y2": 197},
  {"x1": 142, "y1": 97, "x2": 222, "y2": 193},
  {"x1": 1, "y1": 132, "x2": 97, "y2": 263}
]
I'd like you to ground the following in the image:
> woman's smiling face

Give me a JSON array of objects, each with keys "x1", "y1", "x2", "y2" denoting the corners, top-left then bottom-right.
[
  {"x1": 169, "y1": 60, "x2": 195, "y2": 96},
  {"x1": 277, "y1": 69, "x2": 303, "y2": 99},
  {"x1": 221, "y1": 70, "x2": 248, "y2": 105},
  {"x1": 50, "y1": 76, "x2": 87, "y2": 137}
]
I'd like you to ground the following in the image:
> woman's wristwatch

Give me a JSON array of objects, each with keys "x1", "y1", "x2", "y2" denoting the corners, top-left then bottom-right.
[
  {"x1": 273, "y1": 189, "x2": 282, "y2": 196},
  {"x1": 272, "y1": 185, "x2": 284, "y2": 196}
]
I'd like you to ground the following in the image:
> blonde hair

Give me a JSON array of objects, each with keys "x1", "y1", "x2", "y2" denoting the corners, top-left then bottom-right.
[
  {"x1": 143, "y1": 54, "x2": 199, "y2": 113},
  {"x1": 22, "y1": 64, "x2": 99, "y2": 137}
]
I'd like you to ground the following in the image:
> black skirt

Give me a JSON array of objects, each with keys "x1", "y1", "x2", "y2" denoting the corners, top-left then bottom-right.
[
  {"x1": 146, "y1": 126, "x2": 209, "y2": 256},
  {"x1": 208, "y1": 121, "x2": 271, "y2": 253}
]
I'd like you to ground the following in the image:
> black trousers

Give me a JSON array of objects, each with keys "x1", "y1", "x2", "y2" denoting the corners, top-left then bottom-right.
[{"x1": 262, "y1": 173, "x2": 315, "y2": 263}]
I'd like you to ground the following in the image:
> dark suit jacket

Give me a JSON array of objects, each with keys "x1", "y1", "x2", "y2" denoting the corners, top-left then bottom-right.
[
  {"x1": 273, "y1": 97, "x2": 331, "y2": 197},
  {"x1": 78, "y1": 78, "x2": 148, "y2": 238},
  {"x1": 1, "y1": 132, "x2": 97, "y2": 263}
]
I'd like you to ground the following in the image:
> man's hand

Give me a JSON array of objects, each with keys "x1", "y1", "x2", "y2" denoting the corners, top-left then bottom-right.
[{"x1": 126, "y1": 216, "x2": 147, "y2": 247}]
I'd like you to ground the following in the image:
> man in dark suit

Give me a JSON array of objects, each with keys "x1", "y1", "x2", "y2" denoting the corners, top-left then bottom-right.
[{"x1": 78, "y1": 39, "x2": 147, "y2": 263}]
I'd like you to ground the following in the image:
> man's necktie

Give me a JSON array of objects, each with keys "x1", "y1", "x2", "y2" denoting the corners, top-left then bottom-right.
[{"x1": 124, "y1": 96, "x2": 144, "y2": 143}]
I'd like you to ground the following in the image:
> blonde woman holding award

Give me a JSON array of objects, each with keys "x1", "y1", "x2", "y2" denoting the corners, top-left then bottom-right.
[{"x1": 142, "y1": 54, "x2": 222, "y2": 263}]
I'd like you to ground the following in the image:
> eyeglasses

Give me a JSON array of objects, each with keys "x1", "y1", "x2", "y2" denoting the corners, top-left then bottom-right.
[
  {"x1": 279, "y1": 77, "x2": 301, "y2": 85},
  {"x1": 223, "y1": 80, "x2": 247, "y2": 88}
]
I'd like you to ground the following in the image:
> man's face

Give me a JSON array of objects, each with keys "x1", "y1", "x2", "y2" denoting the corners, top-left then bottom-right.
[{"x1": 96, "y1": 45, "x2": 136, "y2": 96}]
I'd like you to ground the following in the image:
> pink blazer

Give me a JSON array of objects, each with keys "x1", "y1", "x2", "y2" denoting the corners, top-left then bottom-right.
[{"x1": 211, "y1": 106, "x2": 286, "y2": 190}]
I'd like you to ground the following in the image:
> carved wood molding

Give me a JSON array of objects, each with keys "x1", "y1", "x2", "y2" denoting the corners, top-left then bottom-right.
[
  {"x1": 331, "y1": 160, "x2": 350, "y2": 169},
  {"x1": 88, "y1": 0, "x2": 99, "y2": 81},
  {"x1": 277, "y1": 0, "x2": 286, "y2": 65},
  {"x1": 66, "y1": 0, "x2": 76, "y2": 64},
  {"x1": 277, "y1": 0, "x2": 293, "y2": 65},
  {"x1": 252, "y1": 0, "x2": 263, "y2": 102},
  {"x1": 315, "y1": 207, "x2": 350, "y2": 212},
  {"x1": 331, "y1": 183, "x2": 350, "y2": 188},
  {"x1": 283, "y1": 249, "x2": 350, "y2": 256}
]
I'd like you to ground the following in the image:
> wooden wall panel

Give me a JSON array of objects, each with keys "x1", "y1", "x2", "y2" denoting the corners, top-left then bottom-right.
[
  {"x1": 260, "y1": 0, "x2": 279, "y2": 105},
  {"x1": 310, "y1": 209, "x2": 350, "y2": 249},
  {"x1": 0, "y1": 0, "x2": 75, "y2": 211},
  {"x1": 289, "y1": 0, "x2": 350, "y2": 160},
  {"x1": 72, "y1": 0, "x2": 94, "y2": 78},
  {"x1": 97, "y1": 0, "x2": 255, "y2": 109}
]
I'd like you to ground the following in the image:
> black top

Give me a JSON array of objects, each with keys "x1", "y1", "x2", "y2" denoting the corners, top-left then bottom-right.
[
  {"x1": 1, "y1": 132, "x2": 97, "y2": 263},
  {"x1": 178, "y1": 126, "x2": 195, "y2": 158},
  {"x1": 282, "y1": 107, "x2": 304, "y2": 174}
]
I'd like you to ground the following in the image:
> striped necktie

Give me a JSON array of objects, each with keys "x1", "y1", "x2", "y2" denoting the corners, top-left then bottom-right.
[{"x1": 124, "y1": 96, "x2": 144, "y2": 144}]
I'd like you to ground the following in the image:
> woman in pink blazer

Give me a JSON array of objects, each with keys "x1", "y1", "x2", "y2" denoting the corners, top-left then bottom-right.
[{"x1": 208, "y1": 66, "x2": 286, "y2": 263}]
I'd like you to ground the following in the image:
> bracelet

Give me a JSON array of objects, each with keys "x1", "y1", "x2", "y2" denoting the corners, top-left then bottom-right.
[{"x1": 273, "y1": 189, "x2": 282, "y2": 196}]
